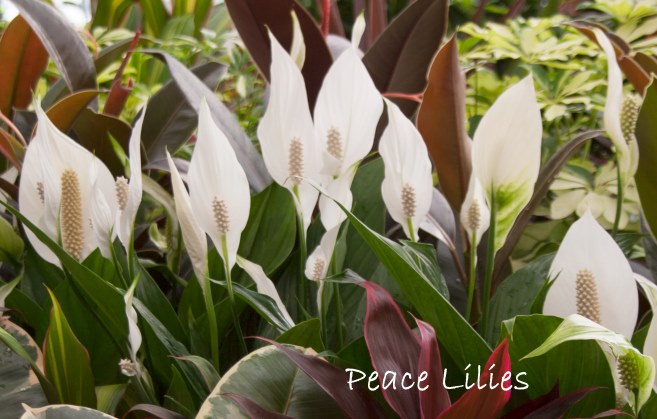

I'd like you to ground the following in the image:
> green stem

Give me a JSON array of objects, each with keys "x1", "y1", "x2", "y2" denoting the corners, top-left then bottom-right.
[
  {"x1": 202, "y1": 275, "x2": 220, "y2": 370},
  {"x1": 481, "y1": 196, "x2": 497, "y2": 329},
  {"x1": 334, "y1": 283, "x2": 344, "y2": 349},
  {"x1": 222, "y1": 236, "x2": 247, "y2": 355},
  {"x1": 407, "y1": 218, "x2": 416, "y2": 242},
  {"x1": 613, "y1": 155, "x2": 624, "y2": 237},
  {"x1": 294, "y1": 186, "x2": 309, "y2": 316},
  {"x1": 465, "y1": 231, "x2": 478, "y2": 322}
]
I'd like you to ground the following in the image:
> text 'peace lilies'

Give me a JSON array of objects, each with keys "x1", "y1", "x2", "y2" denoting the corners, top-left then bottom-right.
[{"x1": 18, "y1": 103, "x2": 145, "y2": 266}]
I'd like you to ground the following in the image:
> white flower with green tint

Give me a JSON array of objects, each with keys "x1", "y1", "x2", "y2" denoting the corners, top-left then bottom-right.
[
  {"x1": 470, "y1": 75, "x2": 542, "y2": 252},
  {"x1": 524, "y1": 314, "x2": 654, "y2": 412},
  {"x1": 543, "y1": 211, "x2": 638, "y2": 338},
  {"x1": 379, "y1": 100, "x2": 433, "y2": 241}
]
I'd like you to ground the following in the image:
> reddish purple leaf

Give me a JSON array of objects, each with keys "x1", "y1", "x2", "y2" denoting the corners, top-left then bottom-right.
[
  {"x1": 223, "y1": 393, "x2": 294, "y2": 419},
  {"x1": 256, "y1": 337, "x2": 384, "y2": 418},
  {"x1": 503, "y1": 385, "x2": 602, "y2": 419},
  {"x1": 123, "y1": 404, "x2": 185, "y2": 419},
  {"x1": 225, "y1": 0, "x2": 333, "y2": 109},
  {"x1": 361, "y1": 281, "x2": 421, "y2": 419},
  {"x1": 415, "y1": 318, "x2": 450, "y2": 419},
  {"x1": 438, "y1": 339, "x2": 512, "y2": 419},
  {"x1": 365, "y1": 0, "x2": 387, "y2": 49}
]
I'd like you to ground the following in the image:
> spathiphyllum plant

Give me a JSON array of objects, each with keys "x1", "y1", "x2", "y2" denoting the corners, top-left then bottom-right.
[{"x1": 6, "y1": 0, "x2": 657, "y2": 418}]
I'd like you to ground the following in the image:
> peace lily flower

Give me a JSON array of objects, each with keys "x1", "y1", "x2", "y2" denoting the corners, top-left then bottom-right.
[
  {"x1": 379, "y1": 100, "x2": 434, "y2": 241},
  {"x1": 187, "y1": 97, "x2": 250, "y2": 271},
  {"x1": 593, "y1": 28, "x2": 640, "y2": 180},
  {"x1": 460, "y1": 167, "x2": 490, "y2": 247},
  {"x1": 257, "y1": 30, "x2": 320, "y2": 233},
  {"x1": 305, "y1": 226, "x2": 340, "y2": 282},
  {"x1": 19, "y1": 104, "x2": 117, "y2": 266},
  {"x1": 543, "y1": 211, "x2": 638, "y2": 338},
  {"x1": 314, "y1": 34, "x2": 383, "y2": 231},
  {"x1": 89, "y1": 160, "x2": 116, "y2": 259},
  {"x1": 115, "y1": 110, "x2": 145, "y2": 248},
  {"x1": 469, "y1": 75, "x2": 542, "y2": 252},
  {"x1": 636, "y1": 274, "x2": 657, "y2": 392},
  {"x1": 524, "y1": 314, "x2": 654, "y2": 412},
  {"x1": 165, "y1": 150, "x2": 207, "y2": 285}
]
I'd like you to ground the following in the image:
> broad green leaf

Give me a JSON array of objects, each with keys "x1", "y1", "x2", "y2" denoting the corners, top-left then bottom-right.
[
  {"x1": 636, "y1": 80, "x2": 657, "y2": 238},
  {"x1": 43, "y1": 289, "x2": 96, "y2": 407},
  {"x1": 484, "y1": 253, "x2": 554, "y2": 344},
  {"x1": 3, "y1": 204, "x2": 129, "y2": 353},
  {"x1": 20, "y1": 404, "x2": 117, "y2": 418},
  {"x1": 197, "y1": 345, "x2": 343, "y2": 418},
  {"x1": 320, "y1": 181, "x2": 491, "y2": 369},
  {"x1": 140, "y1": 0, "x2": 169, "y2": 36},
  {"x1": 0, "y1": 15, "x2": 48, "y2": 117},
  {"x1": 0, "y1": 216, "x2": 23, "y2": 264},
  {"x1": 502, "y1": 315, "x2": 617, "y2": 416},
  {"x1": 95, "y1": 385, "x2": 126, "y2": 416},
  {"x1": 277, "y1": 319, "x2": 324, "y2": 353},
  {"x1": 165, "y1": 366, "x2": 195, "y2": 417},
  {"x1": 175, "y1": 355, "x2": 220, "y2": 394},
  {"x1": 0, "y1": 276, "x2": 20, "y2": 307},
  {"x1": 8, "y1": 0, "x2": 97, "y2": 94},
  {"x1": 238, "y1": 183, "x2": 296, "y2": 274},
  {"x1": 0, "y1": 319, "x2": 48, "y2": 416}
]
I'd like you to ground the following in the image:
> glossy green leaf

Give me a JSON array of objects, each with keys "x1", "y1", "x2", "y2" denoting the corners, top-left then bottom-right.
[
  {"x1": 197, "y1": 345, "x2": 344, "y2": 418},
  {"x1": 140, "y1": 0, "x2": 169, "y2": 35},
  {"x1": 277, "y1": 318, "x2": 324, "y2": 353},
  {"x1": 0, "y1": 216, "x2": 24, "y2": 264},
  {"x1": 43, "y1": 289, "x2": 96, "y2": 407},
  {"x1": 175, "y1": 355, "x2": 220, "y2": 394},
  {"x1": 501, "y1": 315, "x2": 616, "y2": 417},
  {"x1": 95, "y1": 384, "x2": 126, "y2": 416},
  {"x1": 636, "y1": 79, "x2": 657, "y2": 238}
]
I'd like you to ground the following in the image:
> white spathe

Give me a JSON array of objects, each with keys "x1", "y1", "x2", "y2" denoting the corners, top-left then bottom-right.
[
  {"x1": 19, "y1": 104, "x2": 117, "y2": 266},
  {"x1": 166, "y1": 150, "x2": 208, "y2": 286},
  {"x1": 379, "y1": 100, "x2": 433, "y2": 240},
  {"x1": 187, "y1": 98, "x2": 250, "y2": 271},
  {"x1": 543, "y1": 211, "x2": 638, "y2": 338},
  {"x1": 257, "y1": 31, "x2": 319, "y2": 233},
  {"x1": 460, "y1": 167, "x2": 491, "y2": 246}
]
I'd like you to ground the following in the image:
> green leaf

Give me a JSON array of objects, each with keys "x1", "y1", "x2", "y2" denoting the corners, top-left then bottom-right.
[
  {"x1": 0, "y1": 15, "x2": 48, "y2": 117},
  {"x1": 43, "y1": 289, "x2": 96, "y2": 407},
  {"x1": 197, "y1": 345, "x2": 344, "y2": 418},
  {"x1": 8, "y1": 0, "x2": 97, "y2": 94},
  {"x1": 140, "y1": 0, "x2": 169, "y2": 36},
  {"x1": 319, "y1": 180, "x2": 491, "y2": 369},
  {"x1": 2, "y1": 203, "x2": 129, "y2": 354},
  {"x1": 636, "y1": 79, "x2": 657, "y2": 238},
  {"x1": 484, "y1": 253, "x2": 553, "y2": 344},
  {"x1": 210, "y1": 279, "x2": 294, "y2": 332},
  {"x1": 174, "y1": 355, "x2": 220, "y2": 394},
  {"x1": 0, "y1": 216, "x2": 23, "y2": 264},
  {"x1": 95, "y1": 384, "x2": 126, "y2": 416},
  {"x1": 502, "y1": 315, "x2": 617, "y2": 416},
  {"x1": 277, "y1": 319, "x2": 324, "y2": 353},
  {"x1": 0, "y1": 318, "x2": 48, "y2": 416},
  {"x1": 238, "y1": 183, "x2": 296, "y2": 274},
  {"x1": 0, "y1": 276, "x2": 21, "y2": 307},
  {"x1": 164, "y1": 366, "x2": 195, "y2": 417}
]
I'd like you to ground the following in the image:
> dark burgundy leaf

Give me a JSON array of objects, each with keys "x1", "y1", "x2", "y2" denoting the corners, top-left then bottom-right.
[
  {"x1": 365, "y1": 0, "x2": 387, "y2": 49},
  {"x1": 438, "y1": 339, "x2": 511, "y2": 419},
  {"x1": 225, "y1": 0, "x2": 333, "y2": 109},
  {"x1": 503, "y1": 385, "x2": 602, "y2": 419},
  {"x1": 415, "y1": 317, "x2": 450, "y2": 418},
  {"x1": 122, "y1": 404, "x2": 186, "y2": 419},
  {"x1": 362, "y1": 281, "x2": 421, "y2": 419},
  {"x1": 363, "y1": 0, "x2": 448, "y2": 117},
  {"x1": 257, "y1": 337, "x2": 384, "y2": 418},
  {"x1": 224, "y1": 393, "x2": 294, "y2": 419}
]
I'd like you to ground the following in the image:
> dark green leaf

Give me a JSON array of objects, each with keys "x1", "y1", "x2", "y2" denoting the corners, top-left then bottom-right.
[{"x1": 636, "y1": 80, "x2": 657, "y2": 238}]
